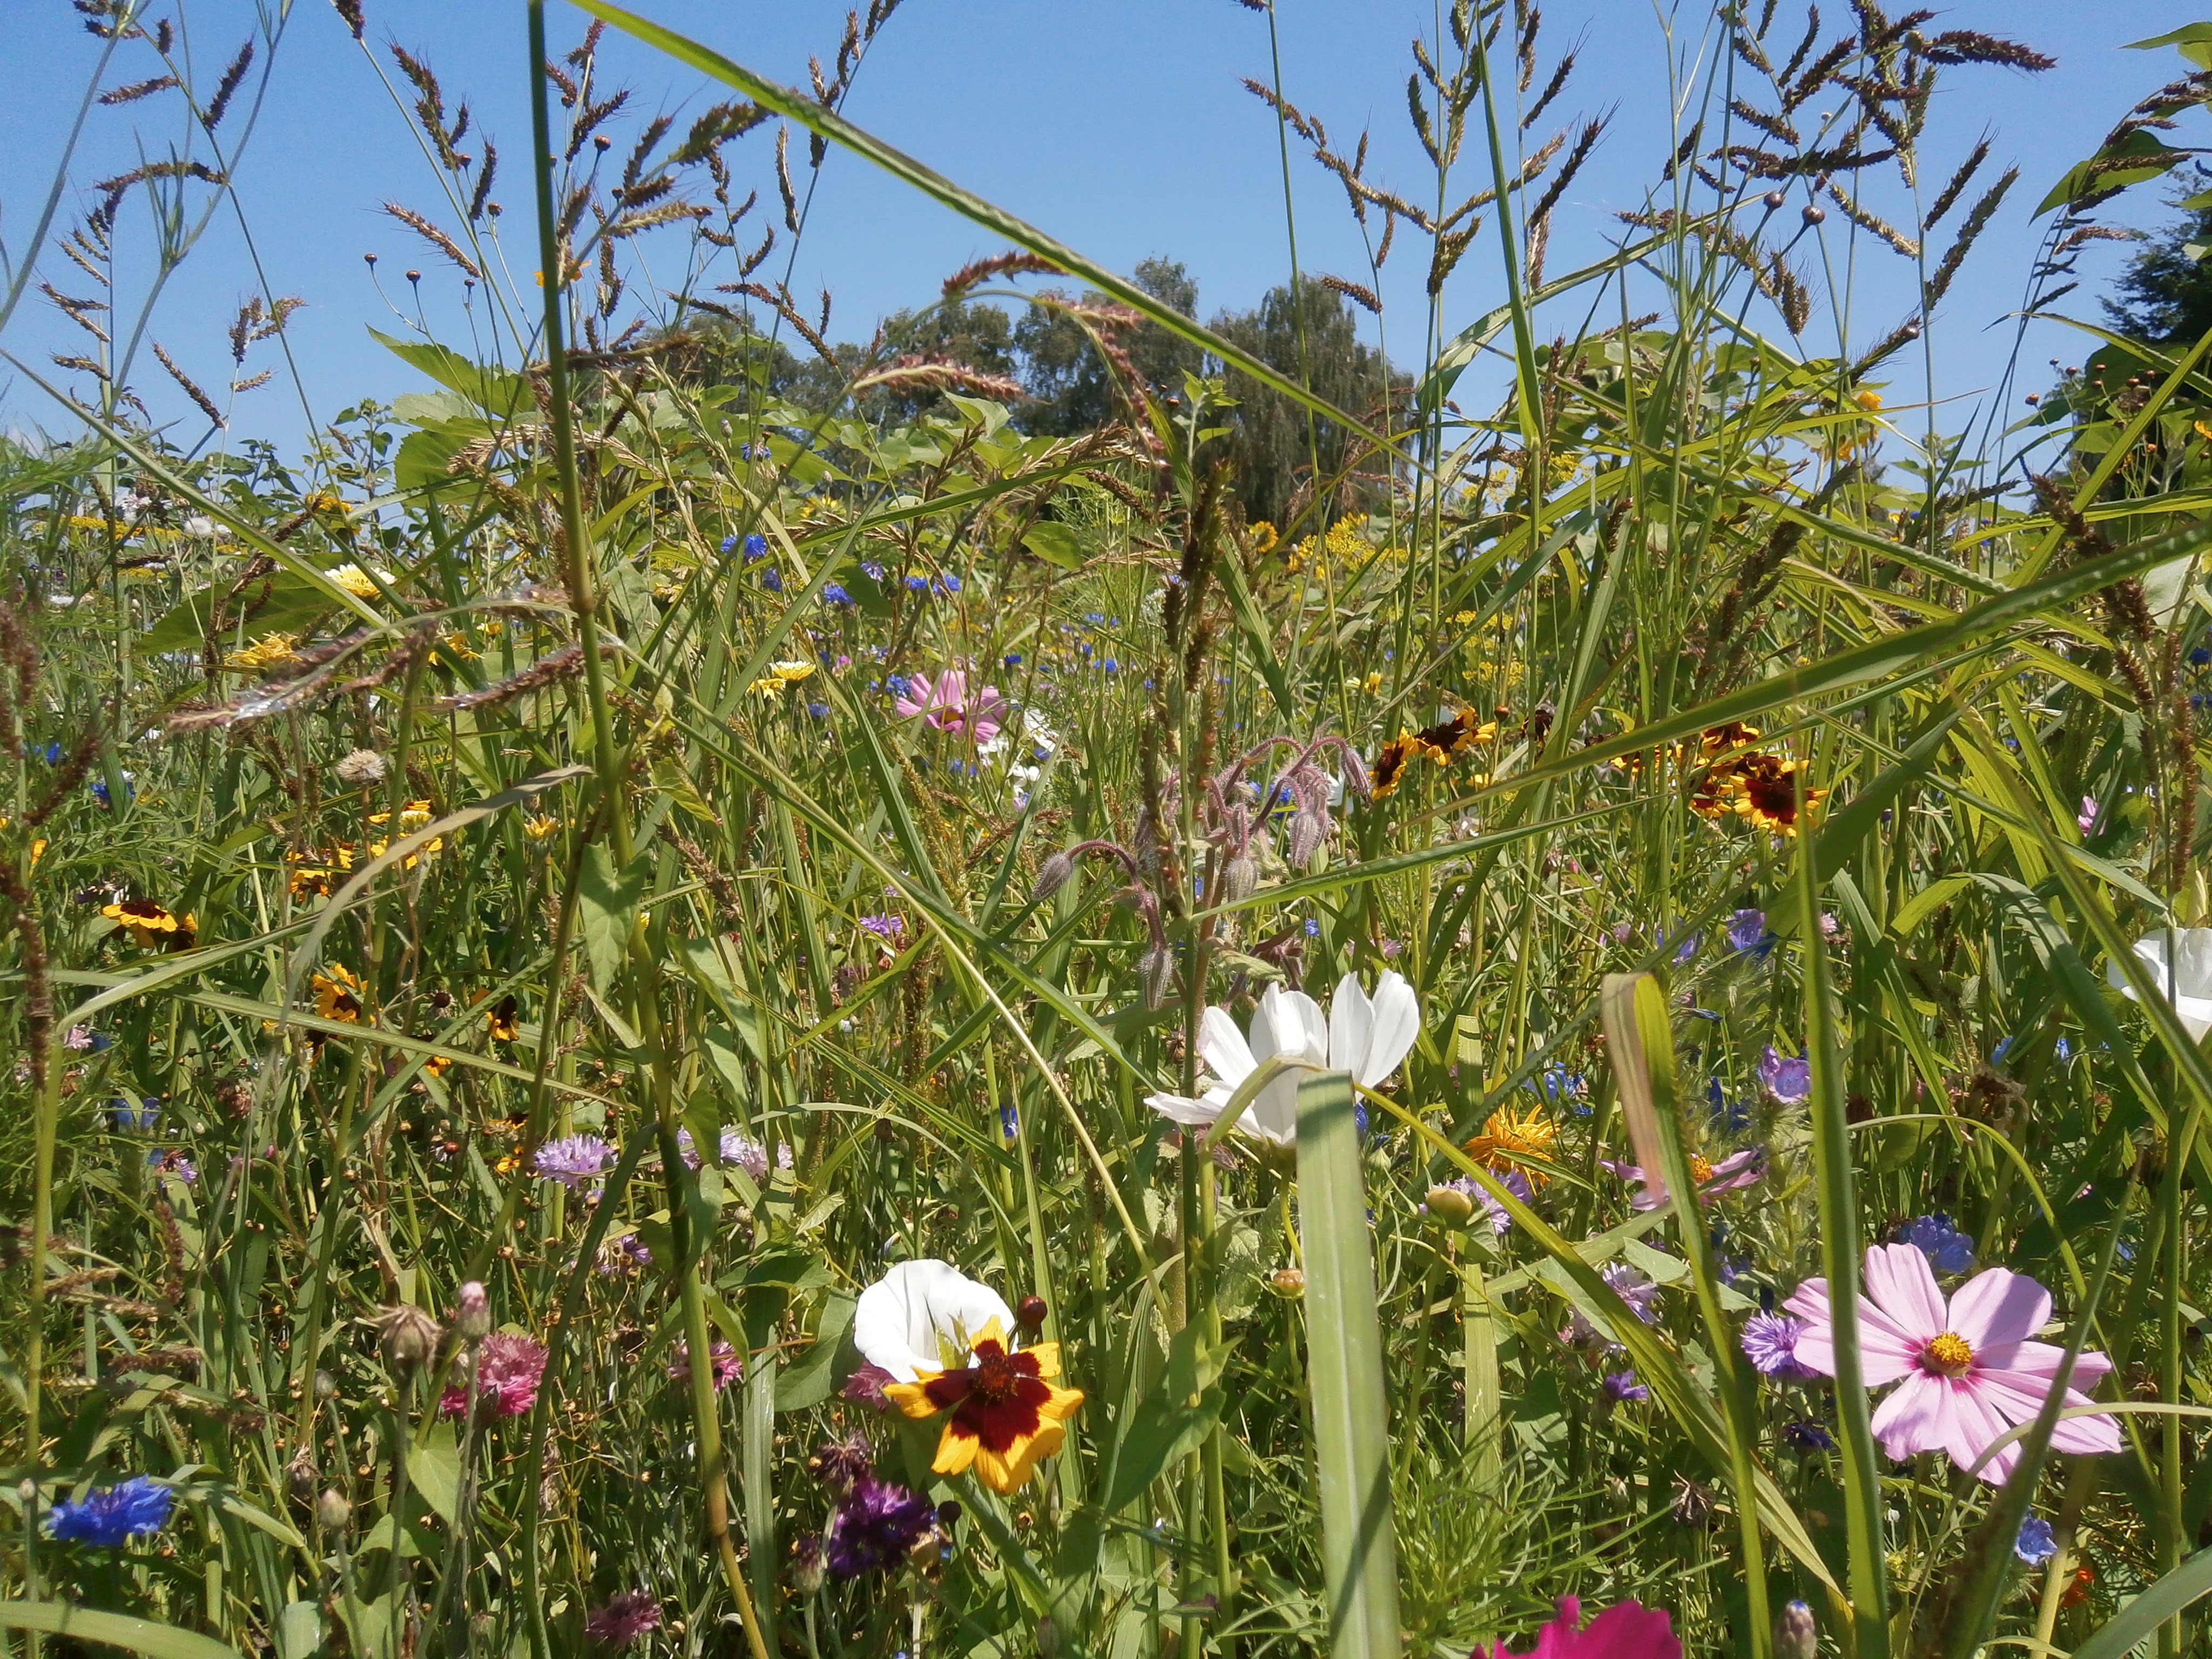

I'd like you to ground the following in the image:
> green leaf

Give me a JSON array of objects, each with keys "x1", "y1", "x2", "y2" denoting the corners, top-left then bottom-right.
[
  {"x1": 2072, "y1": 1544, "x2": 2212, "y2": 1659},
  {"x1": 2037, "y1": 129, "x2": 2193, "y2": 217},
  {"x1": 0, "y1": 1601, "x2": 247, "y2": 1659},
  {"x1": 1295, "y1": 1071, "x2": 1402, "y2": 1658},
  {"x1": 776, "y1": 1292, "x2": 856, "y2": 1414},
  {"x1": 1021, "y1": 521, "x2": 1083, "y2": 570},
  {"x1": 407, "y1": 1429, "x2": 461, "y2": 1526},
  {"x1": 278, "y1": 1601, "x2": 322, "y2": 1659},
  {"x1": 1100, "y1": 1323, "x2": 1228, "y2": 1514},
  {"x1": 578, "y1": 844, "x2": 648, "y2": 993},
  {"x1": 369, "y1": 328, "x2": 529, "y2": 419},
  {"x1": 137, "y1": 568, "x2": 348, "y2": 659}
]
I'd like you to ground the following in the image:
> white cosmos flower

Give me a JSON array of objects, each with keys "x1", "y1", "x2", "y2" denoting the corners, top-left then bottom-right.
[
  {"x1": 853, "y1": 1259, "x2": 1017, "y2": 1383},
  {"x1": 1145, "y1": 970, "x2": 1421, "y2": 1146},
  {"x1": 2109, "y1": 927, "x2": 2212, "y2": 1041}
]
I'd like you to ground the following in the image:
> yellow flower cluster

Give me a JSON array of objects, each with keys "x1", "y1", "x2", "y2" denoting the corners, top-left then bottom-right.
[
  {"x1": 1285, "y1": 514, "x2": 1398, "y2": 579},
  {"x1": 749, "y1": 659, "x2": 818, "y2": 696},
  {"x1": 225, "y1": 633, "x2": 300, "y2": 672}
]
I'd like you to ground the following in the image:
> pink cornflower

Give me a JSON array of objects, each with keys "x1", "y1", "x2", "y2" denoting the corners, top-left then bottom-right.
[
  {"x1": 667, "y1": 1340, "x2": 743, "y2": 1391},
  {"x1": 1482, "y1": 1597, "x2": 1681, "y2": 1659},
  {"x1": 893, "y1": 669, "x2": 1005, "y2": 743},
  {"x1": 441, "y1": 1331, "x2": 548, "y2": 1419},
  {"x1": 1600, "y1": 1146, "x2": 1765, "y2": 1212},
  {"x1": 1785, "y1": 1243, "x2": 2121, "y2": 1483}
]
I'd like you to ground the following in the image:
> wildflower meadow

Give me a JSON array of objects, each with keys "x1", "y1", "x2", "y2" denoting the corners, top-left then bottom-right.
[{"x1": 9, "y1": 2, "x2": 2212, "y2": 1656}]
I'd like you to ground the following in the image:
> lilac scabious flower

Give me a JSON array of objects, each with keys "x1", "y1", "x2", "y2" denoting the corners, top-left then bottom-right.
[
  {"x1": 47, "y1": 1476, "x2": 173, "y2": 1545},
  {"x1": 2016, "y1": 1517, "x2": 2059, "y2": 1566},
  {"x1": 1741, "y1": 1311, "x2": 1812, "y2": 1379},
  {"x1": 859, "y1": 914, "x2": 904, "y2": 939},
  {"x1": 1727, "y1": 908, "x2": 1772, "y2": 956},
  {"x1": 441, "y1": 1331, "x2": 548, "y2": 1419},
  {"x1": 1602, "y1": 1370, "x2": 1650, "y2": 1404},
  {"x1": 826, "y1": 1472, "x2": 936, "y2": 1579},
  {"x1": 841, "y1": 1363, "x2": 896, "y2": 1412},
  {"x1": 1898, "y1": 1212, "x2": 1976, "y2": 1275},
  {"x1": 1758, "y1": 1046, "x2": 1811, "y2": 1104},
  {"x1": 534, "y1": 1133, "x2": 614, "y2": 1188},
  {"x1": 583, "y1": 1590, "x2": 662, "y2": 1648},
  {"x1": 668, "y1": 1340, "x2": 743, "y2": 1391},
  {"x1": 1473, "y1": 1169, "x2": 1534, "y2": 1236},
  {"x1": 1563, "y1": 1264, "x2": 1660, "y2": 1347}
]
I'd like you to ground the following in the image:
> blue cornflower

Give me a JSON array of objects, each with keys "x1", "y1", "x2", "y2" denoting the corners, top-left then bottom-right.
[
  {"x1": 1103, "y1": 658, "x2": 1119, "y2": 673},
  {"x1": 822, "y1": 583, "x2": 852, "y2": 605},
  {"x1": 1352, "y1": 1098, "x2": 1369, "y2": 1141},
  {"x1": 1783, "y1": 1421, "x2": 1836, "y2": 1452},
  {"x1": 32, "y1": 741, "x2": 63, "y2": 763},
  {"x1": 1707, "y1": 1077, "x2": 1751, "y2": 1132},
  {"x1": 92, "y1": 774, "x2": 134, "y2": 807},
  {"x1": 2055, "y1": 1036, "x2": 2073, "y2": 1061},
  {"x1": 861, "y1": 562, "x2": 886, "y2": 582},
  {"x1": 1992, "y1": 1035, "x2": 2014, "y2": 1065},
  {"x1": 743, "y1": 534, "x2": 768, "y2": 562},
  {"x1": 1000, "y1": 1103, "x2": 1020, "y2": 1141},
  {"x1": 2193, "y1": 645, "x2": 2211, "y2": 666},
  {"x1": 47, "y1": 1476, "x2": 174, "y2": 1546},
  {"x1": 110, "y1": 1096, "x2": 160, "y2": 1131},
  {"x1": 1083, "y1": 611, "x2": 1104, "y2": 625},
  {"x1": 719, "y1": 534, "x2": 739, "y2": 555},
  {"x1": 1899, "y1": 1213, "x2": 1976, "y2": 1275},
  {"x1": 1728, "y1": 907, "x2": 1772, "y2": 957},
  {"x1": 1304, "y1": 918, "x2": 1320, "y2": 938},
  {"x1": 1601, "y1": 1370, "x2": 1650, "y2": 1404},
  {"x1": 1004, "y1": 652, "x2": 1022, "y2": 667},
  {"x1": 2015, "y1": 1517, "x2": 2058, "y2": 1566},
  {"x1": 808, "y1": 702, "x2": 830, "y2": 719},
  {"x1": 905, "y1": 574, "x2": 929, "y2": 592},
  {"x1": 937, "y1": 572, "x2": 962, "y2": 594}
]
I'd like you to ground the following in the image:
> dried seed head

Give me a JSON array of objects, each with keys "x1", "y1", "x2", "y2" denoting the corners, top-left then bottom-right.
[
  {"x1": 316, "y1": 1488, "x2": 352, "y2": 1533},
  {"x1": 371, "y1": 1301, "x2": 442, "y2": 1373},
  {"x1": 1763, "y1": 190, "x2": 1786, "y2": 210},
  {"x1": 335, "y1": 747, "x2": 387, "y2": 787}
]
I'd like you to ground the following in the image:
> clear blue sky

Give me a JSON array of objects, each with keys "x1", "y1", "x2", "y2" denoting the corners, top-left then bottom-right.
[{"x1": 1, "y1": 0, "x2": 2201, "y2": 455}]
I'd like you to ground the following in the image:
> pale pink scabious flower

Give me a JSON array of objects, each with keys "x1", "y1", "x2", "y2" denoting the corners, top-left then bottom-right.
[
  {"x1": 1786, "y1": 1242, "x2": 2121, "y2": 1483},
  {"x1": 441, "y1": 1331, "x2": 548, "y2": 1419},
  {"x1": 2078, "y1": 795, "x2": 2098, "y2": 835},
  {"x1": 1482, "y1": 1596, "x2": 1681, "y2": 1659},
  {"x1": 893, "y1": 669, "x2": 1006, "y2": 744},
  {"x1": 1600, "y1": 1146, "x2": 1766, "y2": 1212}
]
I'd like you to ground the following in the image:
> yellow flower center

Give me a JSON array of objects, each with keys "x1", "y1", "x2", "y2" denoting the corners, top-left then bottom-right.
[
  {"x1": 1689, "y1": 1155, "x2": 1714, "y2": 1184},
  {"x1": 1923, "y1": 1331, "x2": 1975, "y2": 1377}
]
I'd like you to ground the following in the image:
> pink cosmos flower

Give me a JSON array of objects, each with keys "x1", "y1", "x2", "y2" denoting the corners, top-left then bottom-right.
[
  {"x1": 1482, "y1": 1597, "x2": 1681, "y2": 1659},
  {"x1": 1785, "y1": 1243, "x2": 2120, "y2": 1483},
  {"x1": 440, "y1": 1331, "x2": 548, "y2": 1419},
  {"x1": 894, "y1": 669, "x2": 1006, "y2": 744},
  {"x1": 1599, "y1": 1147, "x2": 1765, "y2": 1212}
]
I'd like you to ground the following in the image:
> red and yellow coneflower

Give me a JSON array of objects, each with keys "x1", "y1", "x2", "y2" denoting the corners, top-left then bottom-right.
[
  {"x1": 313, "y1": 965, "x2": 366, "y2": 1023},
  {"x1": 885, "y1": 1319, "x2": 1085, "y2": 1494},
  {"x1": 103, "y1": 899, "x2": 196, "y2": 950}
]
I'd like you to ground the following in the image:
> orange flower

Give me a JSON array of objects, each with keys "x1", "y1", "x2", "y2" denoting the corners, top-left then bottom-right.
[
  {"x1": 884, "y1": 1319, "x2": 1085, "y2": 1494},
  {"x1": 1466, "y1": 1104, "x2": 1559, "y2": 1186}
]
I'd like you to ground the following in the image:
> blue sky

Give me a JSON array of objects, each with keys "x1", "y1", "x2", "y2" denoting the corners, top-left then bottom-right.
[{"x1": 1, "y1": 0, "x2": 2202, "y2": 456}]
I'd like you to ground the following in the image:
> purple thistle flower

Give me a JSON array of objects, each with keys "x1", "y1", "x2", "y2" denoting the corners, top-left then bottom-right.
[
  {"x1": 533, "y1": 1134, "x2": 613, "y2": 1188},
  {"x1": 810, "y1": 1432, "x2": 875, "y2": 1495},
  {"x1": 46, "y1": 1476, "x2": 173, "y2": 1545},
  {"x1": 826, "y1": 1472, "x2": 936, "y2": 1579},
  {"x1": 1741, "y1": 1311, "x2": 1812, "y2": 1378},
  {"x1": 841, "y1": 1363, "x2": 896, "y2": 1412},
  {"x1": 583, "y1": 1590, "x2": 662, "y2": 1648},
  {"x1": 1758, "y1": 1045, "x2": 1811, "y2": 1104}
]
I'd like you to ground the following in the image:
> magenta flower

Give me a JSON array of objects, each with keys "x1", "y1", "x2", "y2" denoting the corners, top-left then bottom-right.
[
  {"x1": 1785, "y1": 1243, "x2": 2121, "y2": 1483},
  {"x1": 1482, "y1": 1597, "x2": 1681, "y2": 1659},
  {"x1": 667, "y1": 1340, "x2": 743, "y2": 1391},
  {"x1": 1600, "y1": 1146, "x2": 1765, "y2": 1212},
  {"x1": 441, "y1": 1331, "x2": 548, "y2": 1419},
  {"x1": 893, "y1": 669, "x2": 1006, "y2": 743}
]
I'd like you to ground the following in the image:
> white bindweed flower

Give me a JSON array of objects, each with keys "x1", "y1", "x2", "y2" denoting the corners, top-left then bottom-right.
[
  {"x1": 853, "y1": 1259, "x2": 1017, "y2": 1383},
  {"x1": 1145, "y1": 970, "x2": 1420, "y2": 1146},
  {"x1": 2109, "y1": 928, "x2": 2212, "y2": 1040}
]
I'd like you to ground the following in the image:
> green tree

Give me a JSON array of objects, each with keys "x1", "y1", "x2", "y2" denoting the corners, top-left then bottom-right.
[
  {"x1": 2105, "y1": 173, "x2": 2212, "y2": 345},
  {"x1": 1014, "y1": 256, "x2": 1205, "y2": 436},
  {"x1": 1209, "y1": 280, "x2": 1392, "y2": 528}
]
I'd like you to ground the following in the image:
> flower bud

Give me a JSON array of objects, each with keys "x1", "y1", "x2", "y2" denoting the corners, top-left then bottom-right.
[
  {"x1": 317, "y1": 1489, "x2": 352, "y2": 1533},
  {"x1": 1774, "y1": 1600, "x2": 1817, "y2": 1659},
  {"x1": 1032, "y1": 850, "x2": 1076, "y2": 902},
  {"x1": 1015, "y1": 1295, "x2": 1048, "y2": 1334},
  {"x1": 1763, "y1": 191, "x2": 1786, "y2": 210},
  {"x1": 1268, "y1": 1267, "x2": 1306, "y2": 1299},
  {"x1": 790, "y1": 1535, "x2": 826, "y2": 1596},
  {"x1": 1802, "y1": 203, "x2": 1826, "y2": 226},
  {"x1": 1037, "y1": 1615, "x2": 1062, "y2": 1657},
  {"x1": 1222, "y1": 853, "x2": 1257, "y2": 905},
  {"x1": 313, "y1": 1368, "x2": 339, "y2": 1401},
  {"x1": 372, "y1": 1302, "x2": 442, "y2": 1374},
  {"x1": 1425, "y1": 1184, "x2": 1476, "y2": 1227},
  {"x1": 1139, "y1": 945, "x2": 1176, "y2": 1010},
  {"x1": 1287, "y1": 808, "x2": 1326, "y2": 869},
  {"x1": 455, "y1": 1280, "x2": 491, "y2": 1342}
]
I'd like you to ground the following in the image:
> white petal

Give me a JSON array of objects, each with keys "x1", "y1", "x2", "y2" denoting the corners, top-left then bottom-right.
[
  {"x1": 1354, "y1": 970, "x2": 1420, "y2": 1086},
  {"x1": 852, "y1": 1259, "x2": 1015, "y2": 1383},
  {"x1": 1197, "y1": 1005, "x2": 1256, "y2": 1086},
  {"x1": 1328, "y1": 972, "x2": 1375, "y2": 1080},
  {"x1": 1145, "y1": 1091, "x2": 1224, "y2": 1128}
]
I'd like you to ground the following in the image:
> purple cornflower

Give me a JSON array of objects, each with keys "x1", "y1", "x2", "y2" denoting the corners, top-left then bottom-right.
[
  {"x1": 2016, "y1": 1517, "x2": 2059, "y2": 1566},
  {"x1": 823, "y1": 583, "x2": 852, "y2": 605},
  {"x1": 597, "y1": 1231, "x2": 652, "y2": 1274},
  {"x1": 1741, "y1": 1311, "x2": 1812, "y2": 1379},
  {"x1": 859, "y1": 914, "x2": 904, "y2": 939},
  {"x1": 583, "y1": 1590, "x2": 662, "y2": 1648},
  {"x1": 1758, "y1": 1046, "x2": 1811, "y2": 1104},
  {"x1": 1784, "y1": 1421, "x2": 1836, "y2": 1452},
  {"x1": 667, "y1": 1340, "x2": 743, "y2": 1391},
  {"x1": 1473, "y1": 1169, "x2": 1534, "y2": 1236},
  {"x1": 810, "y1": 1432, "x2": 875, "y2": 1495},
  {"x1": 841, "y1": 1363, "x2": 896, "y2": 1412},
  {"x1": 1602, "y1": 1370, "x2": 1650, "y2": 1404},
  {"x1": 1563, "y1": 1264, "x2": 1659, "y2": 1347},
  {"x1": 533, "y1": 1134, "x2": 613, "y2": 1188},
  {"x1": 1727, "y1": 908, "x2": 1772, "y2": 956},
  {"x1": 46, "y1": 1476, "x2": 173, "y2": 1545},
  {"x1": 826, "y1": 1472, "x2": 936, "y2": 1579},
  {"x1": 1897, "y1": 1212, "x2": 1977, "y2": 1275}
]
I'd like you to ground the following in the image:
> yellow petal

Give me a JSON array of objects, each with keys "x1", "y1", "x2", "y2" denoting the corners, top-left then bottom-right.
[
  {"x1": 931, "y1": 1425, "x2": 979, "y2": 1478},
  {"x1": 882, "y1": 1380, "x2": 941, "y2": 1422},
  {"x1": 1024, "y1": 1341, "x2": 1061, "y2": 1381},
  {"x1": 1040, "y1": 1384, "x2": 1086, "y2": 1424}
]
